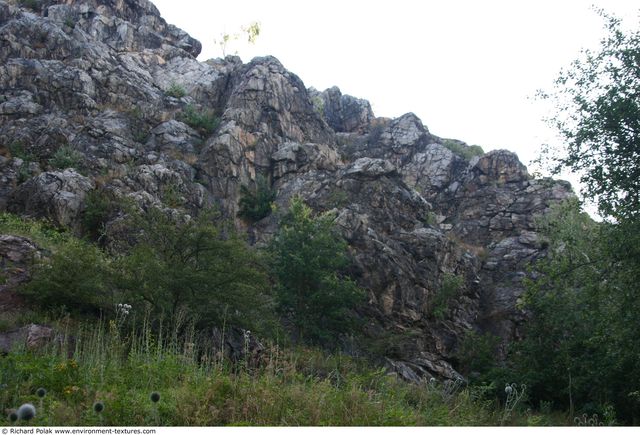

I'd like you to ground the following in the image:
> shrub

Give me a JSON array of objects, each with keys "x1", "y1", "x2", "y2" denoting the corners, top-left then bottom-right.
[
  {"x1": 238, "y1": 176, "x2": 276, "y2": 222},
  {"x1": 179, "y1": 105, "x2": 219, "y2": 136},
  {"x1": 442, "y1": 139, "x2": 484, "y2": 161},
  {"x1": 7, "y1": 141, "x2": 35, "y2": 161},
  {"x1": 165, "y1": 82, "x2": 186, "y2": 98},
  {"x1": 430, "y1": 273, "x2": 464, "y2": 320},
  {"x1": 81, "y1": 188, "x2": 126, "y2": 242},
  {"x1": 49, "y1": 145, "x2": 83, "y2": 170},
  {"x1": 455, "y1": 330, "x2": 501, "y2": 384},
  {"x1": 116, "y1": 208, "x2": 275, "y2": 333},
  {"x1": 19, "y1": 237, "x2": 116, "y2": 315}
]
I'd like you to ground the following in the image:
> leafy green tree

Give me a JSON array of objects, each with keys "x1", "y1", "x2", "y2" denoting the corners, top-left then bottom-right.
[
  {"x1": 538, "y1": 10, "x2": 640, "y2": 220},
  {"x1": 116, "y1": 208, "x2": 275, "y2": 333},
  {"x1": 21, "y1": 238, "x2": 116, "y2": 315},
  {"x1": 522, "y1": 11, "x2": 640, "y2": 423},
  {"x1": 270, "y1": 197, "x2": 364, "y2": 346},
  {"x1": 513, "y1": 200, "x2": 640, "y2": 423}
]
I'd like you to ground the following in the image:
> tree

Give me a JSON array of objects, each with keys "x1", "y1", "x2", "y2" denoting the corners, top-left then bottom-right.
[
  {"x1": 522, "y1": 12, "x2": 640, "y2": 423},
  {"x1": 116, "y1": 208, "x2": 275, "y2": 333},
  {"x1": 513, "y1": 200, "x2": 640, "y2": 423},
  {"x1": 270, "y1": 197, "x2": 364, "y2": 346},
  {"x1": 539, "y1": 10, "x2": 640, "y2": 221}
]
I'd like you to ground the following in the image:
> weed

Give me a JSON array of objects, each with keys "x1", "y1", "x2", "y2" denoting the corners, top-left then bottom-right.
[
  {"x1": 49, "y1": 145, "x2": 83, "y2": 170},
  {"x1": 179, "y1": 106, "x2": 219, "y2": 136},
  {"x1": 165, "y1": 82, "x2": 186, "y2": 99}
]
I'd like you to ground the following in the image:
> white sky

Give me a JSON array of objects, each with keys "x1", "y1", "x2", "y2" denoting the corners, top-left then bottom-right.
[{"x1": 152, "y1": 0, "x2": 638, "y2": 173}]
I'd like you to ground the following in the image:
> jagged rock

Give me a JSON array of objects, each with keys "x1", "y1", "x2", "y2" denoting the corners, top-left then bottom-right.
[
  {"x1": 0, "y1": 0, "x2": 578, "y2": 380},
  {"x1": 0, "y1": 234, "x2": 39, "y2": 291},
  {"x1": 345, "y1": 157, "x2": 397, "y2": 179},
  {"x1": 8, "y1": 169, "x2": 94, "y2": 229},
  {"x1": 0, "y1": 324, "x2": 55, "y2": 354},
  {"x1": 271, "y1": 142, "x2": 341, "y2": 180},
  {"x1": 310, "y1": 86, "x2": 374, "y2": 133}
]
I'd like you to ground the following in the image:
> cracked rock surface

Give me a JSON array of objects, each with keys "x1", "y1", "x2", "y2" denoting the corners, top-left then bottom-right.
[{"x1": 0, "y1": 0, "x2": 574, "y2": 381}]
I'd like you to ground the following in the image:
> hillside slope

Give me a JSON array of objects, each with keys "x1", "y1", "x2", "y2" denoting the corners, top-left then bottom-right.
[{"x1": 0, "y1": 0, "x2": 573, "y2": 381}]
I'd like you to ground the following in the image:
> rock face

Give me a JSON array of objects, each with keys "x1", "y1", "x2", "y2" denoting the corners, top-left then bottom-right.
[{"x1": 0, "y1": 0, "x2": 574, "y2": 380}]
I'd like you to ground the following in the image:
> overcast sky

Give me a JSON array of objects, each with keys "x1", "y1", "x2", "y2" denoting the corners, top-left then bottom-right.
[{"x1": 152, "y1": 0, "x2": 638, "y2": 174}]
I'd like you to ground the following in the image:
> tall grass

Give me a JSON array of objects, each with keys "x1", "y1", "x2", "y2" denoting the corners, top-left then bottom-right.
[{"x1": 0, "y1": 313, "x2": 500, "y2": 426}]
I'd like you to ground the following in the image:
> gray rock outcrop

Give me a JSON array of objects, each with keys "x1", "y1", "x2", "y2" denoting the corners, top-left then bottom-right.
[{"x1": 0, "y1": 0, "x2": 574, "y2": 381}]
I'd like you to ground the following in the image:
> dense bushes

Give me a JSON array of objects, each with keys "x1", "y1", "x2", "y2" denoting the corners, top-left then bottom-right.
[{"x1": 9, "y1": 208, "x2": 275, "y2": 333}]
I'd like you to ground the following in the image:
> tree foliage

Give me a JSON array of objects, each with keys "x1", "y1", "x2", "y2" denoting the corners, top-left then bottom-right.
[
  {"x1": 513, "y1": 200, "x2": 640, "y2": 423},
  {"x1": 539, "y1": 10, "x2": 640, "y2": 220},
  {"x1": 519, "y1": 11, "x2": 640, "y2": 423},
  {"x1": 238, "y1": 175, "x2": 276, "y2": 223},
  {"x1": 270, "y1": 197, "x2": 364, "y2": 346},
  {"x1": 116, "y1": 208, "x2": 275, "y2": 332},
  {"x1": 18, "y1": 209, "x2": 275, "y2": 333}
]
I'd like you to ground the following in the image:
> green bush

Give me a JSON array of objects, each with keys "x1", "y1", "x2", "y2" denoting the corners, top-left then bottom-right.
[
  {"x1": 430, "y1": 273, "x2": 463, "y2": 320},
  {"x1": 80, "y1": 189, "x2": 131, "y2": 242},
  {"x1": 442, "y1": 139, "x2": 484, "y2": 161},
  {"x1": 165, "y1": 82, "x2": 186, "y2": 98},
  {"x1": 20, "y1": 238, "x2": 115, "y2": 315},
  {"x1": 238, "y1": 175, "x2": 276, "y2": 222},
  {"x1": 270, "y1": 197, "x2": 364, "y2": 346},
  {"x1": 116, "y1": 208, "x2": 275, "y2": 333},
  {"x1": 49, "y1": 145, "x2": 83, "y2": 170},
  {"x1": 455, "y1": 330, "x2": 501, "y2": 384},
  {"x1": 179, "y1": 105, "x2": 219, "y2": 136}
]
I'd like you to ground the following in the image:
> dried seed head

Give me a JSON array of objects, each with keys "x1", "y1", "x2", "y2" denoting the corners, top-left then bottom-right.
[
  {"x1": 150, "y1": 391, "x2": 160, "y2": 403},
  {"x1": 36, "y1": 387, "x2": 46, "y2": 398},
  {"x1": 93, "y1": 402, "x2": 104, "y2": 413},
  {"x1": 17, "y1": 403, "x2": 36, "y2": 421}
]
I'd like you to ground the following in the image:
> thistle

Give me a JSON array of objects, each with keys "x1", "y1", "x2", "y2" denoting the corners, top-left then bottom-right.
[
  {"x1": 93, "y1": 402, "x2": 105, "y2": 424},
  {"x1": 149, "y1": 392, "x2": 160, "y2": 425},
  {"x1": 149, "y1": 391, "x2": 160, "y2": 403},
  {"x1": 17, "y1": 403, "x2": 36, "y2": 421},
  {"x1": 501, "y1": 383, "x2": 526, "y2": 425}
]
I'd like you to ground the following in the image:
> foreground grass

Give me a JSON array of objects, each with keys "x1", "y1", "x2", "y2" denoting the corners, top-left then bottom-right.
[{"x1": 0, "y1": 316, "x2": 507, "y2": 426}]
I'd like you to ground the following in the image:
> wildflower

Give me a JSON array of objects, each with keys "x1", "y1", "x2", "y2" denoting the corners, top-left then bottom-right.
[
  {"x1": 9, "y1": 412, "x2": 18, "y2": 423},
  {"x1": 93, "y1": 402, "x2": 104, "y2": 413},
  {"x1": 429, "y1": 377, "x2": 436, "y2": 384},
  {"x1": 150, "y1": 391, "x2": 161, "y2": 403},
  {"x1": 36, "y1": 387, "x2": 47, "y2": 398},
  {"x1": 17, "y1": 403, "x2": 36, "y2": 421}
]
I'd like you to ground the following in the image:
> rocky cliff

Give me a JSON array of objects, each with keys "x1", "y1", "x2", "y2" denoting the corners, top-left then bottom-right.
[{"x1": 0, "y1": 0, "x2": 573, "y2": 380}]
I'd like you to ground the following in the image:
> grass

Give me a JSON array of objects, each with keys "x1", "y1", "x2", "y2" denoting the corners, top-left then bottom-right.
[
  {"x1": 0, "y1": 314, "x2": 503, "y2": 426},
  {"x1": 179, "y1": 105, "x2": 219, "y2": 136},
  {"x1": 0, "y1": 212, "x2": 70, "y2": 249}
]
